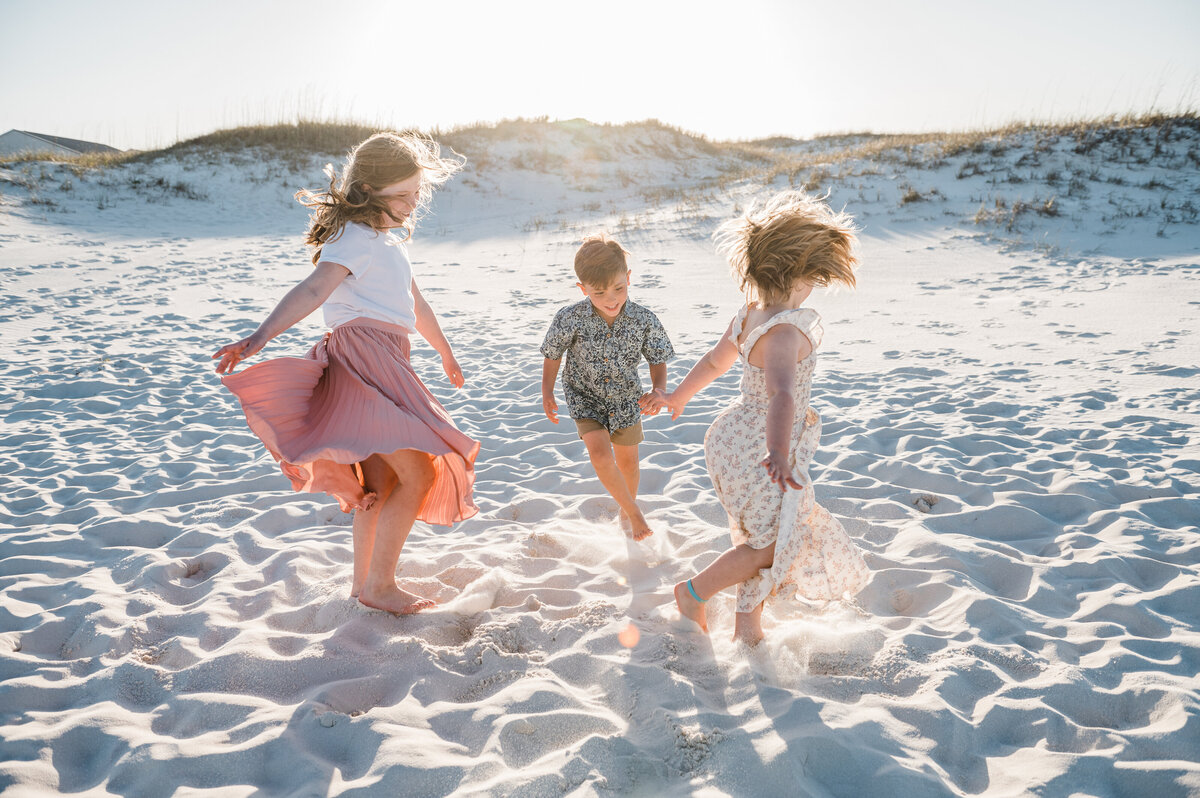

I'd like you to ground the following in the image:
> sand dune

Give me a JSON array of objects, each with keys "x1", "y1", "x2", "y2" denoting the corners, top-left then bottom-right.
[{"x1": 1, "y1": 119, "x2": 1198, "y2": 796}]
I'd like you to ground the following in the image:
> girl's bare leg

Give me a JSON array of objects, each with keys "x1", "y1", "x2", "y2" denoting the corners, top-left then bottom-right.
[
  {"x1": 673, "y1": 581, "x2": 710, "y2": 632},
  {"x1": 357, "y1": 449, "x2": 437, "y2": 614},
  {"x1": 350, "y1": 455, "x2": 399, "y2": 598},
  {"x1": 733, "y1": 603, "x2": 766, "y2": 646},
  {"x1": 674, "y1": 541, "x2": 776, "y2": 634}
]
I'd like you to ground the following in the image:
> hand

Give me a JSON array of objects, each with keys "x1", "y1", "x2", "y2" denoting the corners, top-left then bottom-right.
[
  {"x1": 666, "y1": 392, "x2": 687, "y2": 421},
  {"x1": 761, "y1": 450, "x2": 803, "y2": 491},
  {"x1": 441, "y1": 352, "x2": 465, "y2": 388},
  {"x1": 542, "y1": 393, "x2": 559, "y2": 424},
  {"x1": 638, "y1": 388, "x2": 668, "y2": 416},
  {"x1": 212, "y1": 333, "x2": 267, "y2": 375}
]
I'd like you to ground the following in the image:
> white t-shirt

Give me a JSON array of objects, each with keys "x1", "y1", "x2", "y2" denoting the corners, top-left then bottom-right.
[{"x1": 317, "y1": 222, "x2": 417, "y2": 331}]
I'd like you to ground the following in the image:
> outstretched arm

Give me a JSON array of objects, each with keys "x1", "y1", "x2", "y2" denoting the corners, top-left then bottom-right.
[
  {"x1": 212, "y1": 261, "x2": 349, "y2": 374},
  {"x1": 661, "y1": 318, "x2": 739, "y2": 420},
  {"x1": 412, "y1": 279, "x2": 464, "y2": 388}
]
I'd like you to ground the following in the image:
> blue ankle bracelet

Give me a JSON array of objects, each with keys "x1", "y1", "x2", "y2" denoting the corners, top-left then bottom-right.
[{"x1": 686, "y1": 579, "x2": 708, "y2": 604}]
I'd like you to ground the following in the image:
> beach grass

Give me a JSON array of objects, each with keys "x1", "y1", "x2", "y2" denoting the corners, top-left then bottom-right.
[{"x1": 4, "y1": 111, "x2": 1195, "y2": 173}]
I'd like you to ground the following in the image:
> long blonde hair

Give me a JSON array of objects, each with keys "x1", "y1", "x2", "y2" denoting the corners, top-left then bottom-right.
[
  {"x1": 715, "y1": 190, "x2": 859, "y2": 304},
  {"x1": 297, "y1": 131, "x2": 464, "y2": 264}
]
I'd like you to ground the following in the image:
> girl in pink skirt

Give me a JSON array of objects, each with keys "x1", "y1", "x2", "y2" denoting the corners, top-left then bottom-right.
[{"x1": 213, "y1": 132, "x2": 478, "y2": 615}]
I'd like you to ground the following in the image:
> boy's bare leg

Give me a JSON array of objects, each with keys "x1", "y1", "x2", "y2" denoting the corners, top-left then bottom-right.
[
  {"x1": 674, "y1": 542, "x2": 776, "y2": 634},
  {"x1": 581, "y1": 430, "x2": 652, "y2": 540},
  {"x1": 351, "y1": 455, "x2": 399, "y2": 597},
  {"x1": 612, "y1": 442, "x2": 641, "y2": 530},
  {"x1": 358, "y1": 449, "x2": 438, "y2": 614}
]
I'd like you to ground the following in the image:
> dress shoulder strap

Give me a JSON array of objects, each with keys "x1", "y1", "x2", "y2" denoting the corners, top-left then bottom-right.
[
  {"x1": 787, "y1": 307, "x2": 823, "y2": 352},
  {"x1": 728, "y1": 304, "x2": 750, "y2": 355},
  {"x1": 741, "y1": 307, "x2": 824, "y2": 358}
]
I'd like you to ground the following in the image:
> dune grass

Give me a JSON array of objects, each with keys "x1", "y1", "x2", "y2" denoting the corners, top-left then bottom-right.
[
  {"x1": 0, "y1": 149, "x2": 135, "y2": 169},
  {"x1": 3, "y1": 112, "x2": 1195, "y2": 180},
  {"x1": 151, "y1": 121, "x2": 384, "y2": 159}
]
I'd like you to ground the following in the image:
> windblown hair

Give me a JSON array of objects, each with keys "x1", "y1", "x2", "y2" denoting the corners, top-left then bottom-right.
[
  {"x1": 296, "y1": 131, "x2": 464, "y2": 265},
  {"x1": 573, "y1": 234, "x2": 630, "y2": 286},
  {"x1": 715, "y1": 190, "x2": 859, "y2": 304}
]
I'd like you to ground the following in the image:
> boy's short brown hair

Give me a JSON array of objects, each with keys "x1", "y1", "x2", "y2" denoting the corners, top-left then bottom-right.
[{"x1": 574, "y1": 234, "x2": 629, "y2": 286}]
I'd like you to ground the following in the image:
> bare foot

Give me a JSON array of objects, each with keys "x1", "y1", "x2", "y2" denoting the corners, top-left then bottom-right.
[
  {"x1": 358, "y1": 584, "x2": 436, "y2": 615},
  {"x1": 631, "y1": 521, "x2": 653, "y2": 541},
  {"x1": 732, "y1": 627, "x2": 764, "y2": 647},
  {"x1": 618, "y1": 509, "x2": 653, "y2": 541},
  {"x1": 673, "y1": 581, "x2": 708, "y2": 633}
]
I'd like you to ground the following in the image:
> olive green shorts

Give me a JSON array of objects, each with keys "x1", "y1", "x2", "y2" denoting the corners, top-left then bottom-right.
[{"x1": 574, "y1": 418, "x2": 644, "y2": 446}]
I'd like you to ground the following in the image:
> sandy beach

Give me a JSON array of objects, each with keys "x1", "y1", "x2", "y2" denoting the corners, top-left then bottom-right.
[{"x1": 1, "y1": 119, "x2": 1198, "y2": 796}]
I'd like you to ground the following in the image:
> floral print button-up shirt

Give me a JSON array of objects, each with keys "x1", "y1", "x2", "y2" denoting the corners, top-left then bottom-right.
[{"x1": 540, "y1": 299, "x2": 675, "y2": 432}]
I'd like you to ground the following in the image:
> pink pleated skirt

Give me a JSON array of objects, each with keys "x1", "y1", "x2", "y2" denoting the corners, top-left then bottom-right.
[{"x1": 221, "y1": 317, "x2": 479, "y2": 525}]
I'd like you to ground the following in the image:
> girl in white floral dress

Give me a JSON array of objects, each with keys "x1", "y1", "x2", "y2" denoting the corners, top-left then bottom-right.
[{"x1": 652, "y1": 190, "x2": 871, "y2": 645}]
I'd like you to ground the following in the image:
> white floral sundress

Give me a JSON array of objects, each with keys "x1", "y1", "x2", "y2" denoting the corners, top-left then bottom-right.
[{"x1": 704, "y1": 305, "x2": 870, "y2": 613}]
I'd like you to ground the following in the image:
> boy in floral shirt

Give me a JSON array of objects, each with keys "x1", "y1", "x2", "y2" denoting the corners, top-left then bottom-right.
[{"x1": 541, "y1": 235, "x2": 675, "y2": 540}]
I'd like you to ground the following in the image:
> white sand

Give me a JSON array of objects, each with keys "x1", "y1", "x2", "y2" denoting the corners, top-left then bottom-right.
[{"x1": 1, "y1": 121, "x2": 1198, "y2": 796}]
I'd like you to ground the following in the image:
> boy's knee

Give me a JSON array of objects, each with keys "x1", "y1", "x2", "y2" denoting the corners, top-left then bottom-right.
[
  {"x1": 581, "y1": 431, "x2": 614, "y2": 460},
  {"x1": 612, "y1": 443, "x2": 639, "y2": 465}
]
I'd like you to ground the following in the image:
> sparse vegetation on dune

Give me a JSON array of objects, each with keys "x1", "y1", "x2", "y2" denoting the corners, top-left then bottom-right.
[
  {"x1": 2, "y1": 112, "x2": 1197, "y2": 245},
  {"x1": 4, "y1": 111, "x2": 1195, "y2": 173},
  {"x1": 0, "y1": 149, "x2": 134, "y2": 169},
  {"x1": 729, "y1": 112, "x2": 1200, "y2": 183},
  {"x1": 440, "y1": 116, "x2": 723, "y2": 157},
  {"x1": 151, "y1": 121, "x2": 384, "y2": 160}
]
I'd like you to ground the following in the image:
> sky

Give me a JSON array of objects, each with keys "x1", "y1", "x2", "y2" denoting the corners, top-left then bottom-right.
[{"x1": 2, "y1": 0, "x2": 1198, "y2": 151}]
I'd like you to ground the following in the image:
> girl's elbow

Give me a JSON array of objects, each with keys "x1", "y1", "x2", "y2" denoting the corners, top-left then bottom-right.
[
  {"x1": 702, "y1": 352, "x2": 729, "y2": 374},
  {"x1": 302, "y1": 283, "x2": 330, "y2": 307}
]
